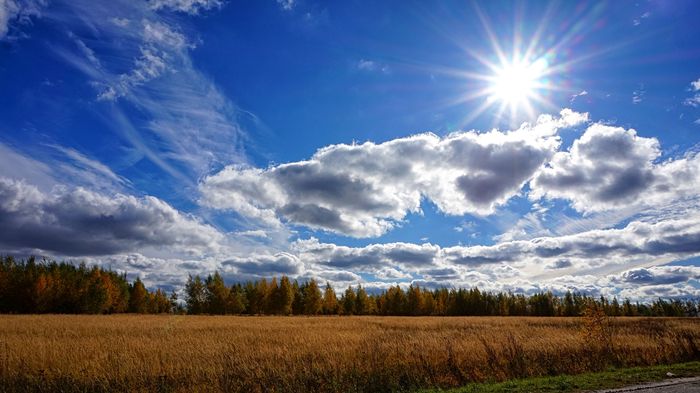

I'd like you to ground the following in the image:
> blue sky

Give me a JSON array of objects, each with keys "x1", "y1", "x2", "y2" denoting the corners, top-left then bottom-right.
[{"x1": 2, "y1": 0, "x2": 700, "y2": 298}]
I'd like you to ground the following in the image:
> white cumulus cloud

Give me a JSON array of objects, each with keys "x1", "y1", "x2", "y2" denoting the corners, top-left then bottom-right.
[{"x1": 200, "y1": 109, "x2": 589, "y2": 237}]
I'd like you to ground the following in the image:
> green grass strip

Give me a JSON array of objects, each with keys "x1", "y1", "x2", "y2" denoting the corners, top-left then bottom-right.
[{"x1": 421, "y1": 361, "x2": 700, "y2": 393}]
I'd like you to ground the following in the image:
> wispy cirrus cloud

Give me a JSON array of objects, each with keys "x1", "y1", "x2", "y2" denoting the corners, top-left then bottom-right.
[
  {"x1": 632, "y1": 84, "x2": 645, "y2": 104},
  {"x1": 276, "y1": 0, "x2": 295, "y2": 11},
  {"x1": 569, "y1": 90, "x2": 588, "y2": 103},
  {"x1": 685, "y1": 77, "x2": 700, "y2": 107},
  {"x1": 0, "y1": 141, "x2": 128, "y2": 193},
  {"x1": 0, "y1": 0, "x2": 43, "y2": 40},
  {"x1": 41, "y1": 0, "x2": 245, "y2": 183},
  {"x1": 0, "y1": 0, "x2": 20, "y2": 39},
  {"x1": 149, "y1": 0, "x2": 224, "y2": 14}
]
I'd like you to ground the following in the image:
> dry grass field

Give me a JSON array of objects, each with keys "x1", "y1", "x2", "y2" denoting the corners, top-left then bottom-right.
[{"x1": 0, "y1": 315, "x2": 699, "y2": 392}]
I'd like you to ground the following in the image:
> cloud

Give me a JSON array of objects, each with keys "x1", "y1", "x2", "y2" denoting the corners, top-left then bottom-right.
[
  {"x1": 632, "y1": 84, "x2": 645, "y2": 104},
  {"x1": 201, "y1": 109, "x2": 588, "y2": 237},
  {"x1": 531, "y1": 123, "x2": 700, "y2": 213},
  {"x1": 149, "y1": 0, "x2": 223, "y2": 14},
  {"x1": 607, "y1": 265, "x2": 700, "y2": 299},
  {"x1": 95, "y1": 21, "x2": 190, "y2": 101},
  {"x1": 632, "y1": 11, "x2": 651, "y2": 26},
  {"x1": 0, "y1": 142, "x2": 56, "y2": 190},
  {"x1": 375, "y1": 267, "x2": 412, "y2": 280},
  {"x1": 0, "y1": 0, "x2": 42, "y2": 40},
  {"x1": 619, "y1": 266, "x2": 697, "y2": 285},
  {"x1": 685, "y1": 77, "x2": 700, "y2": 107},
  {"x1": 531, "y1": 124, "x2": 657, "y2": 211},
  {"x1": 547, "y1": 259, "x2": 573, "y2": 269},
  {"x1": 569, "y1": 90, "x2": 588, "y2": 103},
  {"x1": 47, "y1": 145, "x2": 130, "y2": 191},
  {"x1": 357, "y1": 59, "x2": 389, "y2": 74},
  {"x1": 357, "y1": 59, "x2": 376, "y2": 71},
  {"x1": 292, "y1": 238, "x2": 440, "y2": 270},
  {"x1": 0, "y1": 0, "x2": 19, "y2": 39},
  {"x1": 692, "y1": 78, "x2": 700, "y2": 92},
  {"x1": 419, "y1": 266, "x2": 460, "y2": 281},
  {"x1": 0, "y1": 141, "x2": 129, "y2": 193},
  {"x1": 47, "y1": 0, "x2": 245, "y2": 181},
  {"x1": 314, "y1": 270, "x2": 361, "y2": 283},
  {"x1": 235, "y1": 229, "x2": 269, "y2": 239},
  {"x1": 0, "y1": 177, "x2": 223, "y2": 256},
  {"x1": 222, "y1": 252, "x2": 304, "y2": 278},
  {"x1": 286, "y1": 213, "x2": 700, "y2": 297},
  {"x1": 276, "y1": 0, "x2": 295, "y2": 11}
]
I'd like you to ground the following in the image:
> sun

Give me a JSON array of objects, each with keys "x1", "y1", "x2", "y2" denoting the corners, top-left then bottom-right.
[
  {"x1": 488, "y1": 57, "x2": 549, "y2": 109},
  {"x1": 431, "y1": 4, "x2": 585, "y2": 128},
  {"x1": 425, "y1": 2, "x2": 603, "y2": 128},
  {"x1": 443, "y1": 47, "x2": 561, "y2": 127}
]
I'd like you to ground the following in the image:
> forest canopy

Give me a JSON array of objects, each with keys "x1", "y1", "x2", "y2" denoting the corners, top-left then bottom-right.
[{"x1": 0, "y1": 256, "x2": 698, "y2": 317}]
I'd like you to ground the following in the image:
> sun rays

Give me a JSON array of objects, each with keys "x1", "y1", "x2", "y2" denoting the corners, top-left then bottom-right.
[{"x1": 420, "y1": 2, "x2": 613, "y2": 129}]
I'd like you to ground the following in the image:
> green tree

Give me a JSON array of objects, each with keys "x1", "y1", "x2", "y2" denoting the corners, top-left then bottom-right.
[
  {"x1": 185, "y1": 275, "x2": 206, "y2": 314},
  {"x1": 205, "y1": 271, "x2": 230, "y2": 315},
  {"x1": 355, "y1": 285, "x2": 369, "y2": 315},
  {"x1": 291, "y1": 280, "x2": 303, "y2": 315},
  {"x1": 228, "y1": 283, "x2": 247, "y2": 314},
  {"x1": 342, "y1": 286, "x2": 356, "y2": 315},
  {"x1": 563, "y1": 291, "x2": 576, "y2": 316}
]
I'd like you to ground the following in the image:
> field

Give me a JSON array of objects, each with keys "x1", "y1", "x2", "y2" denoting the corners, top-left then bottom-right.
[{"x1": 1, "y1": 315, "x2": 699, "y2": 392}]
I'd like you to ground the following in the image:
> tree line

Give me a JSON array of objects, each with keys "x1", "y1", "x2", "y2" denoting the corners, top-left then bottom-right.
[
  {"x1": 183, "y1": 272, "x2": 699, "y2": 317},
  {"x1": 0, "y1": 256, "x2": 175, "y2": 314},
  {"x1": 1, "y1": 256, "x2": 698, "y2": 316}
]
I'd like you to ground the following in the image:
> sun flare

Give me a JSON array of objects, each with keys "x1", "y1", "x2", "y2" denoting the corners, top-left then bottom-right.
[{"x1": 489, "y1": 57, "x2": 548, "y2": 108}]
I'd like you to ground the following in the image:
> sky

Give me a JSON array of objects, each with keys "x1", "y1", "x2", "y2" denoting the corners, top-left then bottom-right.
[{"x1": 2, "y1": 0, "x2": 700, "y2": 299}]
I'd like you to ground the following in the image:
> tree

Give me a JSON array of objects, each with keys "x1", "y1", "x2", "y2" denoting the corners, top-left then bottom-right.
[
  {"x1": 303, "y1": 279, "x2": 322, "y2": 315},
  {"x1": 407, "y1": 284, "x2": 425, "y2": 316},
  {"x1": 33, "y1": 274, "x2": 54, "y2": 313},
  {"x1": 169, "y1": 291, "x2": 182, "y2": 314},
  {"x1": 228, "y1": 283, "x2": 246, "y2": 314},
  {"x1": 563, "y1": 291, "x2": 576, "y2": 316},
  {"x1": 384, "y1": 285, "x2": 406, "y2": 315},
  {"x1": 342, "y1": 286, "x2": 356, "y2": 315},
  {"x1": 257, "y1": 278, "x2": 271, "y2": 314},
  {"x1": 205, "y1": 271, "x2": 230, "y2": 315},
  {"x1": 610, "y1": 297, "x2": 621, "y2": 317},
  {"x1": 83, "y1": 268, "x2": 109, "y2": 314},
  {"x1": 129, "y1": 277, "x2": 149, "y2": 313},
  {"x1": 149, "y1": 289, "x2": 172, "y2": 313},
  {"x1": 245, "y1": 279, "x2": 271, "y2": 315},
  {"x1": 292, "y1": 280, "x2": 304, "y2": 315},
  {"x1": 185, "y1": 275, "x2": 206, "y2": 314},
  {"x1": 273, "y1": 275, "x2": 294, "y2": 315},
  {"x1": 2, "y1": 256, "x2": 700, "y2": 317},
  {"x1": 322, "y1": 282, "x2": 339, "y2": 315},
  {"x1": 355, "y1": 285, "x2": 370, "y2": 315}
]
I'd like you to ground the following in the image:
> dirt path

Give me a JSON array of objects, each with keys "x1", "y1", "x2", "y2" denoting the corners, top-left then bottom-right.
[{"x1": 594, "y1": 377, "x2": 700, "y2": 392}]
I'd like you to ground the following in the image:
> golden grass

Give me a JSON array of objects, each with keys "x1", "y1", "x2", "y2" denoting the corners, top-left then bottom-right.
[{"x1": 0, "y1": 315, "x2": 699, "y2": 392}]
